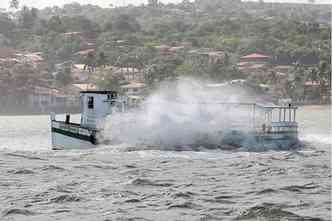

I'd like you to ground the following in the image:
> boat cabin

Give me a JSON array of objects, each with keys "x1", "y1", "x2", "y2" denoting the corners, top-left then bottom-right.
[
  {"x1": 80, "y1": 91, "x2": 118, "y2": 129},
  {"x1": 255, "y1": 103, "x2": 298, "y2": 134},
  {"x1": 50, "y1": 90, "x2": 120, "y2": 150}
]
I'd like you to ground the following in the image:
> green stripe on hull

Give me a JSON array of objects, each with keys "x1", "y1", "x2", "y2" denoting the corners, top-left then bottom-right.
[{"x1": 52, "y1": 127, "x2": 97, "y2": 144}]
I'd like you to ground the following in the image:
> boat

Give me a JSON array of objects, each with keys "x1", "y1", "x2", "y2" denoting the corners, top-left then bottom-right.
[
  {"x1": 50, "y1": 90, "x2": 121, "y2": 150},
  {"x1": 216, "y1": 102, "x2": 299, "y2": 149},
  {"x1": 50, "y1": 90, "x2": 299, "y2": 150}
]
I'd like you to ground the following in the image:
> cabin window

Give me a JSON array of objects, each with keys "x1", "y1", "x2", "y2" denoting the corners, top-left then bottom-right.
[{"x1": 88, "y1": 96, "x2": 94, "y2": 109}]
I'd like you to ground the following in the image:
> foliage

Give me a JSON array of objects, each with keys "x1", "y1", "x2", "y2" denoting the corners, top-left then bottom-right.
[
  {"x1": 3, "y1": 0, "x2": 332, "y2": 103},
  {"x1": 55, "y1": 63, "x2": 72, "y2": 86}
]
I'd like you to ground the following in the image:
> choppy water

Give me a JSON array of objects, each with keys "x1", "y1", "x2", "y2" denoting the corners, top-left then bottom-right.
[{"x1": 0, "y1": 105, "x2": 331, "y2": 221}]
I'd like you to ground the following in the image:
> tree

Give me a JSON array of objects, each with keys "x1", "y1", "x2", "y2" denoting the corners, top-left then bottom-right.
[
  {"x1": 148, "y1": 0, "x2": 159, "y2": 8},
  {"x1": 56, "y1": 63, "x2": 72, "y2": 86},
  {"x1": 58, "y1": 36, "x2": 81, "y2": 61},
  {"x1": 47, "y1": 16, "x2": 66, "y2": 33},
  {"x1": 0, "y1": 13, "x2": 15, "y2": 37},
  {"x1": 62, "y1": 16, "x2": 101, "y2": 33},
  {"x1": 113, "y1": 14, "x2": 141, "y2": 34},
  {"x1": 84, "y1": 52, "x2": 96, "y2": 72},
  {"x1": 96, "y1": 71, "x2": 121, "y2": 91},
  {"x1": 145, "y1": 56, "x2": 183, "y2": 86},
  {"x1": 9, "y1": 0, "x2": 19, "y2": 9},
  {"x1": 317, "y1": 61, "x2": 330, "y2": 100},
  {"x1": 0, "y1": 34, "x2": 10, "y2": 46},
  {"x1": 97, "y1": 51, "x2": 107, "y2": 68},
  {"x1": 288, "y1": 65, "x2": 306, "y2": 100},
  {"x1": 308, "y1": 67, "x2": 318, "y2": 84},
  {"x1": 175, "y1": 63, "x2": 195, "y2": 77},
  {"x1": 18, "y1": 6, "x2": 38, "y2": 29}
]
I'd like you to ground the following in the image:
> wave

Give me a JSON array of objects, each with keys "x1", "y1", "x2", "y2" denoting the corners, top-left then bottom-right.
[
  {"x1": 236, "y1": 203, "x2": 326, "y2": 221},
  {"x1": 7, "y1": 168, "x2": 35, "y2": 174},
  {"x1": 4, "y1": 152, "x2": 46, "y2": 160},
  {"x1": 172, "y1": 191, "x2": 196, "y2": 199},
  {"x1": 280, "y1": 182, "x2": 320, "y2": 193},
  {"x1": 49, "y1": 194, "x2": 81, "y2": 203},
  {"x1": 113, "y1": 136, "x2": 303, "y2": 152},
  {"x1": 128, "y1": 178, "x2": 173, "y2": 187},
  {"x1": 300, "y1": 134, "x2": 332, "y2": 145},
  {"x1": 40, "y1": 165, "x2": 65, "y2": 171},
  {"x1": 2, "y1": 208, "x2": 36, "y2": 217},
  {"x1": 167, "y1": 201, "x2": 201, "y2": 210},
  {"x1": 255, "y1": 188, "x2": 279, "y2": 195}
]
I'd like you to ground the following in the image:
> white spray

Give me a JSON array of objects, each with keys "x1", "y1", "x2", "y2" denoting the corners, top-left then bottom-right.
[{"x1": 105, "y1": 78, "x2": 263, "y2": 149}]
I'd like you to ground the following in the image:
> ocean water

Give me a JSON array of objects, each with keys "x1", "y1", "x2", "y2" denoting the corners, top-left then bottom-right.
[{"x1": 0, "y1": 105, "x2": 331, "y2": 221}]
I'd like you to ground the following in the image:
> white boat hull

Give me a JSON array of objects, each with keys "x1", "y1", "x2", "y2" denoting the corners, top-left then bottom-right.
[
  {"x1": 52, "y1": 131, "x2": 96, "y2": 150},
  {"x1": 51, "y1": 120, "x2": 102, "y2": 150}
]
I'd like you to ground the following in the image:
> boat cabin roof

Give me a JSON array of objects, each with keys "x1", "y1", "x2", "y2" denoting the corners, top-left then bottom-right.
[
  {"x1": 80, "y1": 90, "x2": 117, "y2": 95},
  {"x1": 256, "y1": 103, "x2": 298, "y2": 110},
  {"x1": 199, "y1": 102, "x2": 297, "y2": 110}
]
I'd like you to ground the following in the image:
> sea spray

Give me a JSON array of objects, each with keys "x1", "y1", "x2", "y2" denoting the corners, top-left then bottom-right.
[{"x1": 104, "y1": 78, "x2": 263, "y2": 149}]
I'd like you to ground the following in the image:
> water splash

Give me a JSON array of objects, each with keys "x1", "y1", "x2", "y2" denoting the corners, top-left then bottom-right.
[
  {"x1": 105, "y1": 78, "x2": 262, "y2": 149},
  {"x1": 300, "y1": 134, "x2": 332, "y2": 145}
]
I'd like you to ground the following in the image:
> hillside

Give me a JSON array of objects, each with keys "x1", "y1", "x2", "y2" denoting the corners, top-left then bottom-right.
[{"x1": 0, "y1": 0, "x2": 330, "y2": 113}]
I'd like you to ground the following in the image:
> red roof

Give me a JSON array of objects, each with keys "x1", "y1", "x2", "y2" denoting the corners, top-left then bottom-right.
[{"x1": 241, "y1": 53, "x2": 270, "y2": 59}]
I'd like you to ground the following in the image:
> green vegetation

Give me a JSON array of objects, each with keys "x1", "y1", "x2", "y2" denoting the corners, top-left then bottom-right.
[{"x1": 1, "y1": 0, "x2": 331, "y2": 104}]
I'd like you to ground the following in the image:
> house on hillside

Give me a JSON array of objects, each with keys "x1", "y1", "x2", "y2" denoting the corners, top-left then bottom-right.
[
  {"x1": 72, "y1": 83, "x2": 97, "y2": 91},
  {"x1": 188, "y1": 48, "x2": 226, "y2": 65},
  {"x1": 120, "y1": 81, "x2": 146, "y2": 96},
  {"x1": 0, "y1": 48, "x2": 47, "y2": 70},
  {"x1": 19, "y1": 52, "x2": 46, "y2": 69},
  {"x1": 155, "y1": 43, "x2": 192, "y2": 56},
  {"x1": 0, "y1": 47, "x2": 20, "y2": 68},
  {"x1": 0, "y1": 57, "x2": 20, "y2": 68},
  {"x1": 238, "y1": 53, "x2": 271, "y2": 74},
  {"x1": 71, "y1": 63, "x2": 90, "y2": 82},
  {"x1": 61, "y1": 32, "x2": 96, "y2": 51},
  {"x1": 74, "y1": 48, "x2": 95, "y2": 57},
  {"x1": 208, "y1": 51, "x2": 226, "y2": 64},
  {"x1": 179, "y1": 41, "x2": 192, "y2": 48},
  {"x1": 155, "y1": 45, "x2": 171, "y2": 55},
  {"x1": 114, "y1": 66, "x2": 144, "y2": 82},
  {"x1": 168, "y1": 46, "x2": 186, "y2": 54},
  {"x1": 240, "y1": 53, "x2": 271, "y2": 64}
]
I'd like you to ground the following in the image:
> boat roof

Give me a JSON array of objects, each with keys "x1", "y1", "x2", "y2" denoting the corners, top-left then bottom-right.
[
  {"x1": 80, "y1": 90, "x2": 117, "y2": 94},
  {"x1": 194, "y1": 102, "x2": 298, "y2": 110}
]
